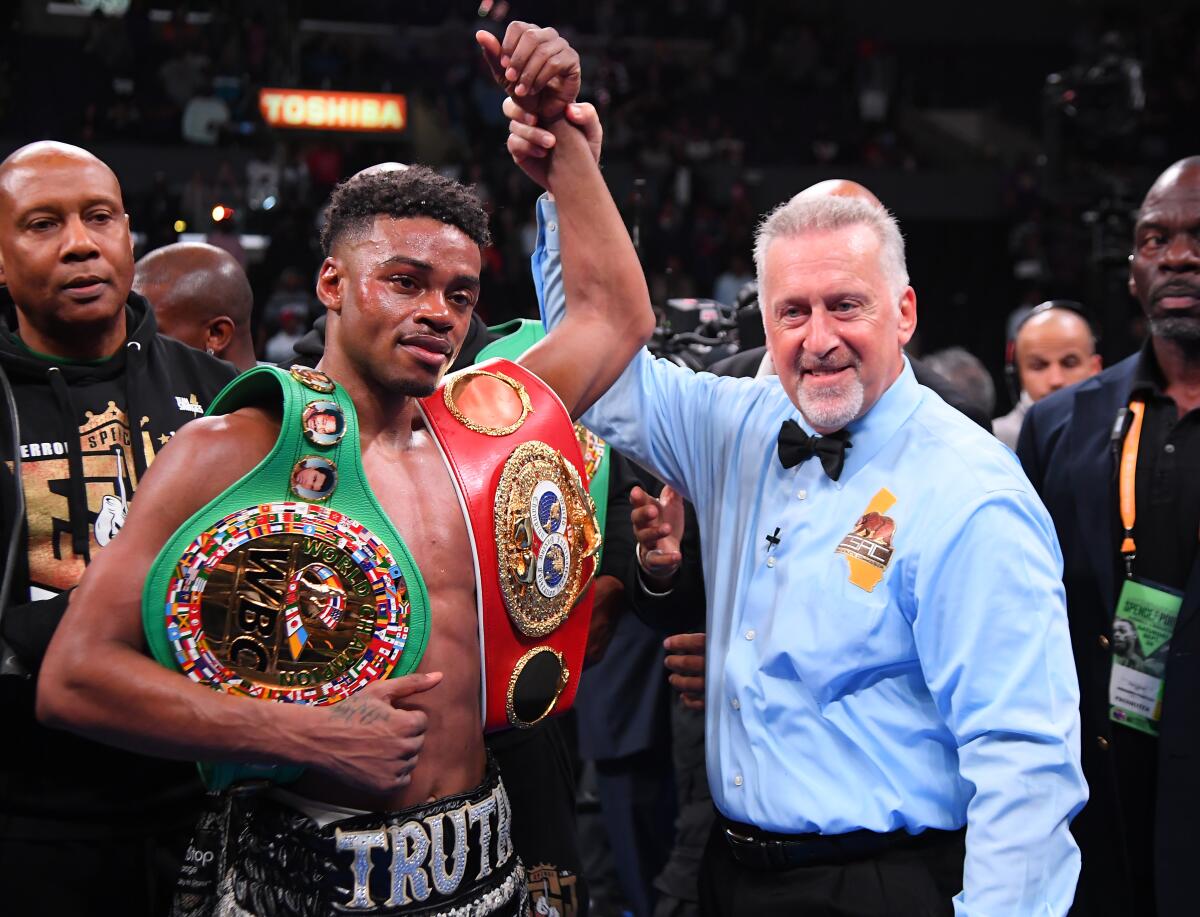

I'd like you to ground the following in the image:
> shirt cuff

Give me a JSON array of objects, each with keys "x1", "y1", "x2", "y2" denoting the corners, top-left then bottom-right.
[
  {"x1": 536, "y1": 194, "x2": 560, "y2": 253},
  {"x1": 635, "y1": 543, "x2": 677, "y2": 597}
]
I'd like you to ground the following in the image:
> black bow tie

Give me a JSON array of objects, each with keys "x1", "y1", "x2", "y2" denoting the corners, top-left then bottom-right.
[{"x1": 777, "y1": 420, "x2": 852, "y2": 480}]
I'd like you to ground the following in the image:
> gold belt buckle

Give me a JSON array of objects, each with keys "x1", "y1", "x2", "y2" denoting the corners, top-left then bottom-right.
[{"x1": 724, "y1": 826, "x2": 757, "y2": 846}]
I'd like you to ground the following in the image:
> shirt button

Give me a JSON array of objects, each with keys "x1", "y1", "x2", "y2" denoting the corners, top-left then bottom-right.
[
  {"x1": 1098, "y1": 634, "x2": 1111, "y2": 650},
  {"x1": 797, "y1": 490, "x2": 807, "y2": 500},
  {"x1": 733, "y1": 774, "x2": 744, "y2": 787},
  {"x1": 1097, "y1": 736, "x2": 1111, "y2": 751},
  {"x1": 766, "y1": 557, "x2": 776, "y2": 568},
  {"x1": 548, "y1": 222, "x2": 558, "y2": 232},
  {"x1": 1165, "y1": 443, "x2": 1176, "y2": 454},
  {"x1": 745, "y1": 629, "x2": 756, "y2": 641},
  {"x1": 731, "y1": 697, "x2": 741, "y2": 711}
]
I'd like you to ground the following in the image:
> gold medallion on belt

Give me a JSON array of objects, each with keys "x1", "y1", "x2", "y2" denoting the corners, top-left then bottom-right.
[
  {"x1": 163, "y1": 502, "x2": 412, "y2": 704},
  {"x1": 494, "y1": 442, "x2": 601, "y2": 638}
]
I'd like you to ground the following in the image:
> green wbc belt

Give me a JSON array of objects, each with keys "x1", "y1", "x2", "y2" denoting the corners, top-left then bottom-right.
[{"x1": 142, "y1": 364, "x2": 430, "y2": 789}]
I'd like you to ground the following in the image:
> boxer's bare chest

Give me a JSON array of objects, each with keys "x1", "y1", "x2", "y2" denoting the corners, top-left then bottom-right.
[
  {"x1": 361, "y1": 427, "x2": 484, "y2": 804},
  {"x1": 362, "y1": 429, "x2": 473, "y2": 609}
]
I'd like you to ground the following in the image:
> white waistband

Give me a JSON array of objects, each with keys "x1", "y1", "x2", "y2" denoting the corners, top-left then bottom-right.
[{"x1": 268, "y1": 787, "x2": 371, "y2": 828}]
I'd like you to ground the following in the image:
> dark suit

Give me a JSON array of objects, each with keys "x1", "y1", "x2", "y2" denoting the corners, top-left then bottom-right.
[
  {"x1": 1018, "y1": 353, "x2": 1200, "y2": 916},
  {"x1": 574, "y1": 452, "x2": 676, "y2": 917}
]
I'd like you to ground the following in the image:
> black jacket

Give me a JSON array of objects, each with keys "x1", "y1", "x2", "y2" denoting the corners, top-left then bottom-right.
[
  {"x1": 1018, "y1": 352, "x2": 1200, "y2": 916},
  {"x1": 0, "y1": 292, "x2": 236, "y2": 837}
]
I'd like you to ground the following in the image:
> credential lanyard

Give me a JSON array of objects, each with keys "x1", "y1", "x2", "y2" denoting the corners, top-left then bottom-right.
[{"x1": 1119, "y1": 400, "x2": 1146, "y2": 578}]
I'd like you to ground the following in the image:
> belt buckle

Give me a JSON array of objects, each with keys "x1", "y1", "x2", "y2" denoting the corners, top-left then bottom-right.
[
  {"x1": 724, "y1": 826, "x2": 757, "y2": 846},
  {"x1": 724, "y1": 826, "x2": 777, "y2": 871}
]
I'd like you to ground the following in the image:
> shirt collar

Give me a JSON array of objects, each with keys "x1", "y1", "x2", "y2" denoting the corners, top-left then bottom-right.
[
  {"x1": 1131, "y1": 338, "x2": 1168, "y2": 400},
  {"x1": 790, "y1": 356, "x2": 922, "y2": 482}
]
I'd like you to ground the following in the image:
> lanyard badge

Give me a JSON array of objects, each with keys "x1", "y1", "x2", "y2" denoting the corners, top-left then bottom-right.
[{"x1": 1108, "y1": 399, "x2": 1183, "y2": 736}]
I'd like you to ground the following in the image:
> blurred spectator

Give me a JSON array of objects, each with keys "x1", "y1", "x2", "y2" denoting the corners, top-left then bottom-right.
[
  {"x1": 181, "y1": 78, "x2": 230, "y2": 145},
  {"x1": 245, "y1": 144, "x2": 281, "y2": 211},
  {"x1": 159, "y1": 49, "x2": 209, "y2": 110},
  {"x1": 181, "y1": 169, "x2": 214, "y2": 231},
  {"x1": 135, "y1": 241, "x2": 258, "y2": 372},
  {"x1": 259, "y1": 267, "x2": 320, "y2": 349},
  {"x1": 136, "y1": 171, "x2": 183, "y2": 253},
  {"x1": 993, "y1": 302, "x2": 1101, "y2": 449},
  {"x1": 712, "y1": 252, "x2": 754, "y2": 307},
  {"x1": 206, "y1": 212, "x2": 247, "y2": 270},
  {"x1": 263, "y1": 304, "x2": 307, "y2": 364},
  {"x1": 924, "y1": 346, "x2": 998, "y2": 421}
]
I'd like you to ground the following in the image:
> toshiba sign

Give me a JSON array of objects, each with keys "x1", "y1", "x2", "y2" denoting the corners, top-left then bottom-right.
[{"x1": 259, "y1": 89, "x2": 407, "y2": 132}]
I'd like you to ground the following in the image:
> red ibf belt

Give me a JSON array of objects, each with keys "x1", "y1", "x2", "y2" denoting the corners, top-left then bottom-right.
[{"x1": 419, "y1": 358, "x2": 599, "y2": 732}]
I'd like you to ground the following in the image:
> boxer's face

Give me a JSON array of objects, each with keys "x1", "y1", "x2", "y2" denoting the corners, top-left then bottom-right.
[
  {"x1": 1112, "y1": 619, "x2": 1137, "y2": 656},
  {"x1": 295, "y1": 468, "x2": 327, "y2": 493},
  {"x1": 762, "y1": 224, "x2": 916, "y2": 433},
  {"x1": 321, "y1": 215, "x2": 480, "y2": 397},
  {"x1": 0, "y1": 152, "x2": 134, "y2": 340}
]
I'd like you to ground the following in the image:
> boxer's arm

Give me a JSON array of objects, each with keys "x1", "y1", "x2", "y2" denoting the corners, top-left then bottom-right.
[
  {"x1": 37, "y1": 412, "x2": 434, "y2": 793},
  {"x1": 478, "y1": 24, "x2": 653, "y2": 419},
  {"x1": 518, "y1": 117, "x2": 655, "y2": 419}
]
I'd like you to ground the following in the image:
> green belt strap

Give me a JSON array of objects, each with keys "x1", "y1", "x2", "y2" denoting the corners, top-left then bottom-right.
[{"x1": 142, "y1": 364, "x2": 430, "y2": 788}]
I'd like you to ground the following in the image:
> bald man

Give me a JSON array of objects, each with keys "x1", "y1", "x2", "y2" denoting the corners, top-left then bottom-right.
[
  {"x1": 993, "y1": 302, "x2": 1101, "y2": 449},
  {"x1": 1019, "y1": 157, "x2": 1200, "y2": 916},
  {"x1": 135, "y1": 241, "x2": 257, "y2": 371},
  {"x1": 0, "y1": 141, "x2": 234, "y2": 915}
]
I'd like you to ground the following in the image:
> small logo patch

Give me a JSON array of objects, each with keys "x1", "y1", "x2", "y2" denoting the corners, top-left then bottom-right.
[
  {"x1": 175, "y1": 394, "x2": 204, "y2": 415},
  {"x1": 527, "y1": 864, "x2": 580, "y2": 917},
  {"x1": 835, "y1": 488, "x2": 897, "y2": 592}
]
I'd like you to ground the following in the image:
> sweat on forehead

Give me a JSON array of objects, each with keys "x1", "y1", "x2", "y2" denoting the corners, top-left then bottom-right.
[{"x1": 319, "y1": 164, "x2": 491, "y2": 256}]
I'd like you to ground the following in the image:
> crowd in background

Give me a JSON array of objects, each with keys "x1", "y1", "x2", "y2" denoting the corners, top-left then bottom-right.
[
  {"x1": 1, "y1": 0, "x2": 1197, "y2": 412},
  {"x1": 2, "y1": 5, "x2": 1200, "y2": 916}
]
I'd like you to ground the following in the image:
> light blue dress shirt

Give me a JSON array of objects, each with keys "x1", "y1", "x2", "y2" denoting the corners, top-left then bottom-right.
[{"x1": 532, "y1": 196, "x2": 1087, "y2": 915}]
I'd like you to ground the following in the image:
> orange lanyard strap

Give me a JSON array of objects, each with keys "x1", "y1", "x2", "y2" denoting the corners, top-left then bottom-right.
[{"x1": 1119, "y1": 400, "x2": 1146, "y2": 574}]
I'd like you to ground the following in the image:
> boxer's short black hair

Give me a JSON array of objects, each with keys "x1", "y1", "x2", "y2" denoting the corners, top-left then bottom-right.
[{"x1": 320, "y1": 165, "x2": 490, "y2": 255}]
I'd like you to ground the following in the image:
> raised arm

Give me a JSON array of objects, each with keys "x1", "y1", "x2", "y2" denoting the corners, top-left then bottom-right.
[
  {"x1": 36, "y1": 412, "x2": 438, "y2": 794},
  {"x1": 476, "y1": 24, "x2": 655, "y2": 419}
]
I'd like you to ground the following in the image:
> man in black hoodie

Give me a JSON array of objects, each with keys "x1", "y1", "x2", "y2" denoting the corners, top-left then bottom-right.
[{"x1": 0, "y1": 141, "x2": 236, "y2": 915}]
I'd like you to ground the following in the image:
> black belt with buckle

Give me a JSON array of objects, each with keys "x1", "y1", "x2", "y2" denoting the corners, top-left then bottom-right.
[{"x1": 719, "y1": 814, "x2": 961, "y2": 871}]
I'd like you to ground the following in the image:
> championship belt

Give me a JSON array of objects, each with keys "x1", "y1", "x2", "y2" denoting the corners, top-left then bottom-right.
[
  {"x1": 142, "y1": 365, "x2": 430, "y2": 789},
  {"x1": 418, "y1": 357, "x2": 600, "y2": 732},
  {"x1": 476, "y1": 319, "x2": 611, "y2": 543}
]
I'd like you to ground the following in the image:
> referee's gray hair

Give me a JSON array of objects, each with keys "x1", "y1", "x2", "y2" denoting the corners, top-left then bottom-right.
[{"x1": 753, "y1": 194, "x2": 909, "y2": 300}]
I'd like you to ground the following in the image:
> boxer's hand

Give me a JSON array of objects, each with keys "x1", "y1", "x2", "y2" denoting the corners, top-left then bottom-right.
[
  {"x1": 631, "y1": 484, "x2": 684, "y2": 588},
  {"x1": 503, "y1": 99, "x2": 602, "y2": 189},
  {"x1": 309, "y1": 672, "x2": 442, "y2": 794},
  {"x1": 475, "y1": 23, "x2": 581, "y2": 122},
  {"x1": 664, "y1": 632, "x2": 705, "y2": 709}
]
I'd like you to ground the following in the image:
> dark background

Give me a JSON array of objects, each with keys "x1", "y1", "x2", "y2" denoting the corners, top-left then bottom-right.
[{"x1": 1, "y1": 0, "x2": 1197, "y2": 409}]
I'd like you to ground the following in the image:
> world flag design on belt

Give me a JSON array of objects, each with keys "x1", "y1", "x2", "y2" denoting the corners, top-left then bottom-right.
[{"x1": 162, "y1": 501, "x2": 410, "y2": 704}]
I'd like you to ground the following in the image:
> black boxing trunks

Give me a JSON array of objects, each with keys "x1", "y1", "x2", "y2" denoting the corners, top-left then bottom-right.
[{"x1": 172, "y1": 759, "x2": 526, "y2": 917}]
